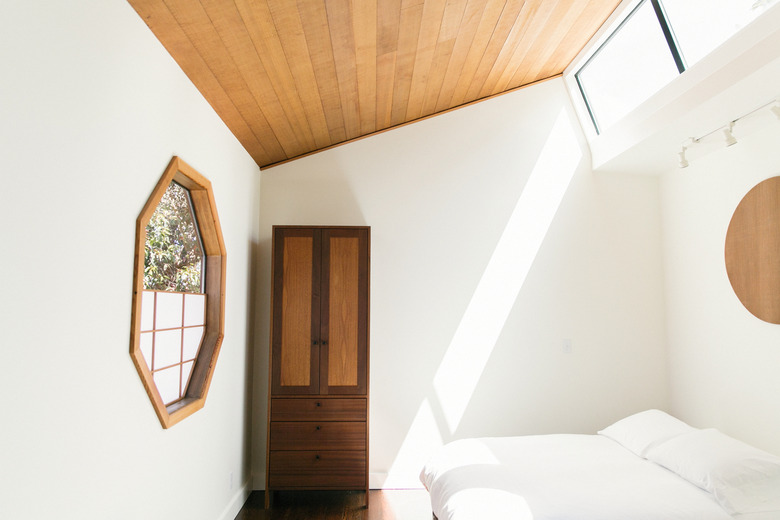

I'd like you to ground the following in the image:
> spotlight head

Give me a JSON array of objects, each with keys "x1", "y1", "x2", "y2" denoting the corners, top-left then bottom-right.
[
  {"x1": 678, "y1": 148, "x2": 689, "y2": 168},
  {"x1": 723, "y1": 123, "x2": 737, "y2": 147}
]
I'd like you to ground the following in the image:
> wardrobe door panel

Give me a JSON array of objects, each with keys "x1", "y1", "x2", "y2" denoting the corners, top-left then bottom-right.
[
  {"x1": 271, "y1": 229, "x2": 321, "y2": 395},
  {"x1": 321, "y1": 229, "x2": 368, "y2": 395},
  {"x1": 327, "y1": 235, "x2": 359, "y2": 387}
]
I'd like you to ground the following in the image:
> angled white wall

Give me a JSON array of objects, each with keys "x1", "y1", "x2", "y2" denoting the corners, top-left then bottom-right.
[
  {"x1": 0, "y1": 1, "x2": 259, "y2": 519},
  {"x1": 254, "y1": 78, "x2": 668, "y2": 488},
  {"x1": 660, "y1": 109, "x2": 780, "y2": 456}
]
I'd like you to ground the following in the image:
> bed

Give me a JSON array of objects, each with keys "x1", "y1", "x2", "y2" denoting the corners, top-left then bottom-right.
[{"x1": 420, "y1": 410, "x2": 780, "y2": 520}]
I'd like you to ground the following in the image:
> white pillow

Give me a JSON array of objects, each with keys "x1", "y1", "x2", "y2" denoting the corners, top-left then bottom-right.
[
  {"x1": 598, "y1": 409, "x2": 696, "y2": 457},
  {"x1": 646, "y1": 428, "x2": 780, "y2": 515}
]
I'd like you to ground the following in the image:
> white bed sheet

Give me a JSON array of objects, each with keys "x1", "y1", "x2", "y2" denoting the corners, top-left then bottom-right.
[{"x1": 420, "y1": 434, "x2": 736, "y2": 520}]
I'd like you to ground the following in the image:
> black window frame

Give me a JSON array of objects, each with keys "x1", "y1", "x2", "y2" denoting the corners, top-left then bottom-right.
[{"x1": 574, "y1": 0, "x2": 688, "y2": 134}]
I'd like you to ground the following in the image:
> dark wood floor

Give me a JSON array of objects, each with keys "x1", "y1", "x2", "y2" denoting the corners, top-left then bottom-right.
[{"x1": 234, "y1": 490, "x2": 432, "y2": 520}]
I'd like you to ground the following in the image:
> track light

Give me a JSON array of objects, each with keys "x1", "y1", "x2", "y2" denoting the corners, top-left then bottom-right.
[
  {"x1": 723, "y1": 122, "x2": 737, "y2": 146},
  {"x1": 674, "y1": 98, "x2": 779, "y2": 169},
  {"x1": 678, "y1": 147, "x2": 689, "y2": 168},
  {"x1": 677, "y1": 137, "x2": 697, "y2": 168}
]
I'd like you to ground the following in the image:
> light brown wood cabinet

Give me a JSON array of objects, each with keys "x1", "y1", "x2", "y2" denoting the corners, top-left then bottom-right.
[{"x1": 265, "y1": 226, "x2": 370, "y2": 507}]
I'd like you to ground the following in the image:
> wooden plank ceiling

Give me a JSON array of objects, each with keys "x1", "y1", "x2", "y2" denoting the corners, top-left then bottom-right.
[{"x1": 128, "y1": 0, "x2": 621, "y2": 169}]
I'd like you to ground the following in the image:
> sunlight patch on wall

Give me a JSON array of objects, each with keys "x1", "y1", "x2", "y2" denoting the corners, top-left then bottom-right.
[
  {"x1": 432, "y1": 109, "x2": 583, "y2": 434},
  {"x1": 383, "y1": 399, "x2": 443, "y2": 489},
  {"x1": 382, "y1": 109, "x2": 585, "y2": 488}
]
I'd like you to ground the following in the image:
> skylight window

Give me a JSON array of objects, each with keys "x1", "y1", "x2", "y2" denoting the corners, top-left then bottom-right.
[
  {"x1": 662, "y1": 0, "x2": 777, "y2": 67},
  {"x1": 575, "y1": 0, "x2": 779, "y2": 133},
  {"x1": 576, "y1": 1, "x2": 680, "y2": 132}
]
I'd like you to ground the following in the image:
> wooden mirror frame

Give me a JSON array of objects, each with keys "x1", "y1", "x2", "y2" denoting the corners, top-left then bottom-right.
[
  {"x1": 130, "y1": 157, "x2": 227, "y2": 428},
  {"x1": 725, "y1": 176, "x2": 780, "y2": 324}
]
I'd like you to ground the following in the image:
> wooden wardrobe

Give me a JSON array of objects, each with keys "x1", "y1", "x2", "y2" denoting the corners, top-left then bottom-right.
[{"x1": 265, "y1": 226, "x2": 370, "y2": 507}]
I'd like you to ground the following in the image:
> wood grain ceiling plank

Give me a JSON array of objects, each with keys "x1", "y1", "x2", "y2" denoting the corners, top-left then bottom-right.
[
  {"x1": 376, "y1": 52, "x2": 397, "y2": 130},
  {"x1": 433, "y1": 0, "x2": 489, "y2": 112},
  {"x1": 389, "y1": 3, "x2": 424, "y2": 126},
  {"x1": 353, "y1": 0, "x2": 378, "y2": 135},
  {"x1": 477, "y1": 0, "x2": 545, "y2": 98},
  {"x1": 446, "y1": 0, "x2": 507, "y2": 108},
  {"x1": 490, "y1": 0, "x2": 558, "y2": 94},
  {"x1": 509, "y1": 0, "x2": 603, "y2": 87},
  {"x1": 129, "y1": 0, "x2": 279, "y2": 165},
  {"x1": 376, "y1": 0, "x2": 402, "y2": 130},
  {"x1": 419, "y1": 37, "x2": 458, "y2": 118},
  {"x1": 265, "y1": 0, "x2": 332, "y2": 150},
  {"x1": 462, "y1": 0, "x2": 526, "y2": 102},
  {"x1": 377, "y1": 0, "x2": 402, "y2": 55},
  {"x1": 439, "y1": 0, "x2": 470, "y2": 41},
  {"x1": 296, "y1": 0, "x2": 347, "y2": 144},
  {"x1": 163, "y1": 0, "x2": 301, "y2": 160},
  {"x1": 233, "y1": 0, "x2": 319, "y2": 154},
  {"x1": 419, "y1": 0, "x2": 468, "y2": 117},
  {"x1": 540, "y1": 0, "x2": 621, "y2": 78},
  {"x1": 405, "y1": 0, "x2": 448, "y2": 121},
  {"x1": 325, "y1": 0, "x2": 361, "y2": 140}
]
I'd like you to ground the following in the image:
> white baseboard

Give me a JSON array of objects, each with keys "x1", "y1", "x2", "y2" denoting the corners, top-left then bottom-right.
[{"x1": 216, "y1": 481, "x2": 253, "y2": 520}]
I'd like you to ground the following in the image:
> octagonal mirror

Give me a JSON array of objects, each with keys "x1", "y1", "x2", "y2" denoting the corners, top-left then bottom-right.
[{"x1": 130, "y1": 157, "x2": 226, "y2": 428}]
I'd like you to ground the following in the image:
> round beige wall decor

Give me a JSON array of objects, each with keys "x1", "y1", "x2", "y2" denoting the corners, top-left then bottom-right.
[{"x1": 725, "y1": 176, "x2": 780, "y2": 324}]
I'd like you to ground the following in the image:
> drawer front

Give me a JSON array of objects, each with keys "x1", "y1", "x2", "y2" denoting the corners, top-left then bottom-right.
[
  {"x1": 270, "y1": 421, "x2": 365, "y2": 451},
  {"x1": 271, "y1": 398, "x2": 366, "y2": 422},
  {"x1": 268, "y1": 451, "x2": 366, "y2": 489}
]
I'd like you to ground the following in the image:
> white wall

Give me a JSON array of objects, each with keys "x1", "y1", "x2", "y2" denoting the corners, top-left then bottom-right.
[
  {"x1": 253, "y1": 78, "x2": 669, "y2": 488},
  {"x1": 0, "y1": 1, "x2": 259, "y2": 519},
  {"x1": 568, "y1": 2, "x2": 780, "y2": 456},
  {"x1": 660, "y1": 111, "x2": 780, "y2": 456}
]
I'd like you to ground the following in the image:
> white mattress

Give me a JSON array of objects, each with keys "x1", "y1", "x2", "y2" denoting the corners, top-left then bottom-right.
[{"x1": 420, "y1": 434, "x2": 736, "y2": 520}]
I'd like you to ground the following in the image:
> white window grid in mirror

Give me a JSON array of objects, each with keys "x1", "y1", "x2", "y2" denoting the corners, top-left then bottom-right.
[{"x1": 139, "y1": 290, "x2": 206, "y2": 405}]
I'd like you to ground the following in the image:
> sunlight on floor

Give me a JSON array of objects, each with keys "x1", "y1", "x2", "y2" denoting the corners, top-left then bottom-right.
[
  {"x1": 385, "y1": 108, "x2": 583, "y2": 487},
  {"x1": 372, "y1": 489, "x2": 433, "y2": 520}
]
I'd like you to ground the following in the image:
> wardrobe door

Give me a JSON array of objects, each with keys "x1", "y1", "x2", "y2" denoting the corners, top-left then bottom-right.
[
  {"x1": 271, "y1": 228, "x2": 321, "y2": 395},
  {"x1": 320, "y1": 228, "x2": 369, "y2": 395}
]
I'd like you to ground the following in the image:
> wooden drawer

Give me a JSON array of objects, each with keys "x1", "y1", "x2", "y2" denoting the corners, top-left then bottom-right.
[
  {"x1": 271, "y1": 398, "x2": 366, "y2": 422},
  {"x1": 270, "y1": 421, "x2": 365, "y2": 451},
  {"x1": 268, "y1": 451, "x2": 366, "y2": 489}
]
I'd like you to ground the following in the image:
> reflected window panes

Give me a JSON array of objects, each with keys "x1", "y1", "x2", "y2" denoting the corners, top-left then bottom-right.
[
  {"x1": 141, "y1": 181, "x2": 206, "y2": 407},
  {"x1": 139, "y1": 290, "x2": 205, "y2": 406},
  {"x1": 576, "y1": 0, "x2": 680, "y2": 132},
  {"x1": 661, "y1": 0, "x2": 778, "y2": 68},
  {"x1": 154, "y1": 366, "x2": 182, "y2": 405}
]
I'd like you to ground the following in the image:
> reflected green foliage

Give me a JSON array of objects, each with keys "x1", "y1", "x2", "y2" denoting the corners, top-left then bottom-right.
[{"x1": 144, "y1": 182, "x2": 203, "y2": 293}]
